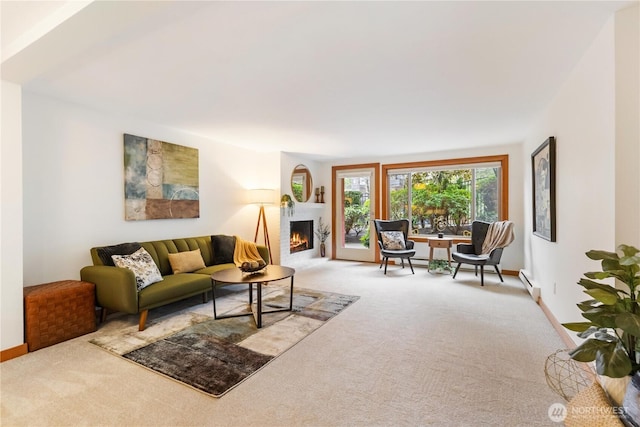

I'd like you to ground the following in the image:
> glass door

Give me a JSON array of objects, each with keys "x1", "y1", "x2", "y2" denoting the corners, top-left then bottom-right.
[{"x1": 333, "y1": 165, "x2": 378, "y2": 262}]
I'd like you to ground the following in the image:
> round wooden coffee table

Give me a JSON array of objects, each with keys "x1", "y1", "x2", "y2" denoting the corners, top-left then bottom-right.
[{"x1": 211, "y1": 265, "x2": 295, "y2": 328}]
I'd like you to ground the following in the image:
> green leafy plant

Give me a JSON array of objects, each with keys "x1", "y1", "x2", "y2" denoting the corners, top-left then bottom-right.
[
  {"x1": 429, "y1": 259, "x2": 452, "y2": 272},
  {"x1": 563, "y1": 244, "x2": 640, "y2": 378}
]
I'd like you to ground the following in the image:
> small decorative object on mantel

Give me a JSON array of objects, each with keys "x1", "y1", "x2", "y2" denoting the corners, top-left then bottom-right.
[
  {"x1": 280, "y1": 194, "x2": 295, "y2": 217},
  {"x1": 315, "y1": 188, "x2": 320, "y2": 203},
  {"x1": 315, "y1": 217, "x2": 331, "y2": 257},
  {"x1": 320, "y1": 186, "x2": 325, "y2": 203}
]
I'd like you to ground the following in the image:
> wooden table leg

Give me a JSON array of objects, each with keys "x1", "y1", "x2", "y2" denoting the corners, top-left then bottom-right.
[{"x1": 428, "y1": 247, "x2": 434, "y2": 271}]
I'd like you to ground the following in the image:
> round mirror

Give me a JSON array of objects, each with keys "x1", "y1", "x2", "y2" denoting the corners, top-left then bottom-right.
[{"x1": 291, "y1": 164, "x2": 313, "y2": 202}]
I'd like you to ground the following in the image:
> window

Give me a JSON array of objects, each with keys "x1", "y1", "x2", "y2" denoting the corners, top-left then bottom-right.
[{"x1": 382, "y1": 155, "x2": 509, "y2": 237}]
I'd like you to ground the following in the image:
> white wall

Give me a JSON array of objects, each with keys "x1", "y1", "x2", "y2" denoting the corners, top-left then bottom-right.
[
  {"x1": 1, "y1": 80, "x2": 25, "y2": 351},
  {"x1": 323, "y1": 143, "x2": 525, "y2": 272},
  {"x1": 522, "y1": 16, "x2": 617, "y2": 328},
  {"x1": 21, "y1": 92, "x2": 280, "y2": 286},
  {"x1": 615, "y1": 5, "x2": 640, "y2": 249}
]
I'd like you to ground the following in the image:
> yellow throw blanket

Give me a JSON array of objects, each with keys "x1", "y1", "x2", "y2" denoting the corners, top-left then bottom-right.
[
  {"x1": 481, "y1": 221, "x2": 515, "y2": 255},
  {"x1": 233, "y1": 237, "x2": 265, "y2": 267}
]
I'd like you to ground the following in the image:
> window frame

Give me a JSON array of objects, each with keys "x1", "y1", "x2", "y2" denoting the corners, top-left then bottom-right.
[{"x1": 381, "y1": 155, "x2": 509, "y2": 241}]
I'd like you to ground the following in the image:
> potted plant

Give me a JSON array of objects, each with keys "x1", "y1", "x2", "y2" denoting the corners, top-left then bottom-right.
[
  {"x1": 281, "y1": 194, "x2": 295, "y2": 217},
  {"x1": 315, "y1": 217, "x2": 331, "y2": 257},
  {"x1": 563, "y1": 244, "x2": 640, "y2": 421},
  {"x1": 429, "y1": 259, "x2": 452, "y2": 274}
]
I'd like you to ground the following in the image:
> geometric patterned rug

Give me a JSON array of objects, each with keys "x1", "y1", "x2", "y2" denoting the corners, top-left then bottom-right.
[{"x1": 90, "y1": 287, "x2": 359, "y2": 397}]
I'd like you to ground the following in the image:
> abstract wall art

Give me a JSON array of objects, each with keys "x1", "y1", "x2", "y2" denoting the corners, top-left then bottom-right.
[{"x1": 124, "y1": 134, "x2": 199, "y2": 221}]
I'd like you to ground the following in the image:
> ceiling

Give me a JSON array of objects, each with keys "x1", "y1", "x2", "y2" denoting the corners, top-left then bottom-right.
[{"x1": 1, "y1": 1, "x2": 633, "y2": 160}]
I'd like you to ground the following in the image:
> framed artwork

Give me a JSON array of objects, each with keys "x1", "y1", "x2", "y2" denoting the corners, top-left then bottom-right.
[
  {"x1": 124, "y1": 134, "x2": 199, "y2": 221},
  {"x1": 531, "y1": 136, "x2": 556, "y2": 241}
]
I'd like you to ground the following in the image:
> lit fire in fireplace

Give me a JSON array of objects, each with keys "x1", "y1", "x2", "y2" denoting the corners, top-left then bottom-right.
[
  {"x1": 290, "y1": 220, "x2": 314, "y2": 254},
  {"x1": 290, "y1": 232, "x2": 309, "y2": 252}
]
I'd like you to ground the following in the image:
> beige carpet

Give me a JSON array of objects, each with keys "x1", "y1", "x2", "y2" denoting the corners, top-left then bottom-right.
[{"x1": 1, "y1": 260, "x2": 566, "y2": 426}]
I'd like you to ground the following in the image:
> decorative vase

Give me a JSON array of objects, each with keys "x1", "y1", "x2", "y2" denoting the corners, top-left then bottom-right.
[
  {"x1": 622, "y1": 373, "x2": 640, "y2": 427},
  {"x1": 320, "y1": 242, "x2": 326, "y2": 257}
]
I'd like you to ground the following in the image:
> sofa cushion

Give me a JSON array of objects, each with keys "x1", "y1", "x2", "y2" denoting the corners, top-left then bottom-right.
[
  {"x1": 212, "y1": 235, "x2": 236, "y2": 264},
  {"x1": 138, "y1": 273, "x2": 211, "y2": 310},
  {"x1": 168, "y1": 249, "x2": 206, "y2": 274},
  {"x1": 196, "y1": 263, "x2": 238, "y2": 276},
  {"x1": 112, "y1": 247, "x2": 163, "y2": 291},
  {"x1": 381, "y1": 231, "x2": 405, "y2": 250},
  {"x1": 97, "y1": 242, "x2": 141, "y2": 266}
]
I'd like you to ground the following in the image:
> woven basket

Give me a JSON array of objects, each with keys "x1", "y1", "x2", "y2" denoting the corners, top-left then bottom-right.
[{"x1": 565, "y1": 382, "x2": 624, "y2": 427}]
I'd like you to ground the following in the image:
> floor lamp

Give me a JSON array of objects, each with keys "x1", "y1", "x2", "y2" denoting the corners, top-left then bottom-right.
[{"x1": 249, "y1": 189, "x2": 275, "y2": 264}]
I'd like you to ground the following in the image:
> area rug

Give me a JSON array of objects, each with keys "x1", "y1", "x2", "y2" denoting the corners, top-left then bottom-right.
[{"x1": 90, "y1": 287, "x2": 359, "y2": 397}]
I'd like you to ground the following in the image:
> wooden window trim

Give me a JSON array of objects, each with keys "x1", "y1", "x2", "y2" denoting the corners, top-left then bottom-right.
[
  {"x1": 331, "y1": 163, "x2": 381, "y2": 259},
  {"x1": 381, "y1": 154, "x2": 509, "y2": 221}
]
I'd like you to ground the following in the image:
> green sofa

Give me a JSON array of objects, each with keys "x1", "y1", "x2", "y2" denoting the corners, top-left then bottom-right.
[{"x1": 80, "y1": 235, "x2": 269, "y2": 331}]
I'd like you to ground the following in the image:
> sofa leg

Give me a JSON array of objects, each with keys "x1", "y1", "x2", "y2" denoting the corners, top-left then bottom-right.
[
  {"x1": 138, "y1": 310, "x2": 149, "y2": 331},
  {"x1": 100, "y1": 307, "x2": 107, "y2": 323},
  {"x1": 202, "y1": 291, "x2": 209, "y2": 303}
]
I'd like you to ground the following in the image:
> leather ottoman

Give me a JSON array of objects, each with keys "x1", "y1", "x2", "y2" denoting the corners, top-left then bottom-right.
[{"x1": 24, "y1": 280, "x2": 96, "y2": 351}]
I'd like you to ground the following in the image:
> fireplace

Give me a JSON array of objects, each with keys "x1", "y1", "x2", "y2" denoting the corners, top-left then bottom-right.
[{"x1": 290, "y1": 220, "x2": 314, "y2": 253}]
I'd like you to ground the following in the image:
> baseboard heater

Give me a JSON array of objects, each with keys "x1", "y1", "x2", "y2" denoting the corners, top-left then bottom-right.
[{"x1": 519, "y1": 269, "x2": 540, "y2": 302}]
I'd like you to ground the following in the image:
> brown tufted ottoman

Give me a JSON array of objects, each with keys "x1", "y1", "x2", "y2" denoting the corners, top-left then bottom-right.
[{"x1": 24, "y1": 280, "x2": 97, "y2": 351}]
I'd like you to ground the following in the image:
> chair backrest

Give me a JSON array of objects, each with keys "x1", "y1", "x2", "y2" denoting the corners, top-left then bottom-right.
[
  {"x1": 470, "y1": 221, "x2": 491, "y2": 255},
  {"x1": 373, "y1": 219, "x2": 410, "y2": 248}
]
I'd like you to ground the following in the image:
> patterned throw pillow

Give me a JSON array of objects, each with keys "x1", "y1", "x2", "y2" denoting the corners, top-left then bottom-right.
[
  {"x1": 112, "y1": 247, "x2": 163, "y2": 291},
  {"x1": 381, "y1": 231, "x2": 406, "y2": 250}
]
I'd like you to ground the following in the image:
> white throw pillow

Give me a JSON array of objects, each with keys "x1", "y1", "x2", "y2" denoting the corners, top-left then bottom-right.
[
  {"x1": 381, "y1": 231, "x2": 406, "y2": 250},
  {"x1": 112, "y1": 247, "x2": 163, "y2": 291}
]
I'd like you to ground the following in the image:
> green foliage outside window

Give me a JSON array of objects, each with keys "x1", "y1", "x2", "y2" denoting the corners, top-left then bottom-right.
[
  {"x1": 344, "y1": 194, "x2": 370, "y2": 237},
  {"x1": 291, "y1": 182, "x2": 303, "y2": 202},
  {"x1": 389, "y1": 167, "x2": 499, "y2": 236}
]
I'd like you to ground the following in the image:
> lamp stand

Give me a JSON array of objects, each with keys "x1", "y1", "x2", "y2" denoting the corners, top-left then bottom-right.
[{"x1": 254, "y1": 204, "x2": 272, "y2": 264}]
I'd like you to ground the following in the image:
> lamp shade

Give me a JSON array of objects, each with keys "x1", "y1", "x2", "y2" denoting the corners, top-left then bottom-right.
[{"x1": 247, "y1": 188, "x2": 276, "y2": 205}]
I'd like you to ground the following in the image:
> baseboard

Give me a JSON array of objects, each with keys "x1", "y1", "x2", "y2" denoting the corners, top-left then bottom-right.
[
  {"x1": 538, "y1": 297, "x2": 576, "y2": 349},
  {"x1": 1, "y1": 343, "x2": 28, "y2": 362},
  {"x1": 518, "y1": 269, "x2": 540, "y2": 301},
  {"x1": 502, "y1": 269, "x2": 518, "y2": 277}
]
